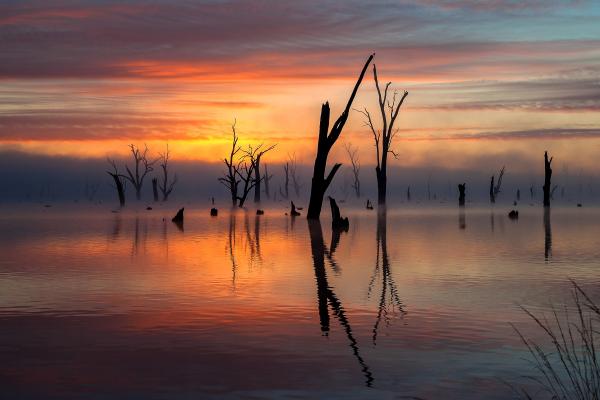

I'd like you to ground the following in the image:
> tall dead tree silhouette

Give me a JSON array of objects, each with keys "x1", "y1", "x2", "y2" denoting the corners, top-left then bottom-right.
[
  {"x1": 106, "y1": 158, "x2": 126, "y2": 207},
  {"x1": 218, "y1": 121, "x2": 241, "y2": 206},
  {"x1": 307, "y1": 54, "x2": 374, "y2": 219},
  {"x1": 489, "y1": 166, "x2": 505, "y2": 203},
  {"x1": 543, "y1": 151, "x2": 553, "y2": 207},
  {"x1": 123, "y1": 144, "x2": 157, "y2": 201},
  {"x1": 249, "y1": 143, "x2": 276, "y2": 203},
  {"x1": 345, "y1": 143, "x2": 361, "y2": 198},
  {"x1": 358, "y1": 64, "x2": 408, "y2": 205},
  {"x1": 158, "y1": 144, "x2": 177, "y2": 201}
]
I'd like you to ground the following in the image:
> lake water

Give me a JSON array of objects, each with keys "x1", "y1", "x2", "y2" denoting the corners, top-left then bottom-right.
[{"x1": 1, "y1": 204, "x2": 599, "y2": 399}]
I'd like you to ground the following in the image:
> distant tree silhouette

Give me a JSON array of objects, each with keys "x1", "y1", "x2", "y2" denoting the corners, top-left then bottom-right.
[
  {"x1": 279, "y1": 161, "x2": 290, "y2": 200},
  {"x1": 406, "y1": 186, "x2": 411, "y2": 202},
  {"x1": 358, "y1": 64, "x2": 408, "y2": 205},
  {"x1": 124, "y1": 144, "x2": 157, "y2": 201},
  {"x1": 249, "y1": 143, "x2": 276, "y2": 203},
  {"x1": 218, "y1": 121, "x2": 242, "y2": 206},
  {"x1": 106, "y1": 158, "x2": 126, "y2": 207},
  {"x1": 289, "y1": 153, "x2": 302, "y2": 198},
  {"x1": 158, "y1": 144, "x2": 177, "y2": 201},
  {"x1": 263, "y1": 164, "x2": 273, "y2": 199},
  {"x1": 307, "y1": 54, "x2": 374, "y2": 219},
  {"x1": 458, "y1": 183, "x2": 466, "y2": 206},
  {"x1": 543, "y1": 151, "x2": 553, "y2": 207},
  {"x1": 83, "y1": 180, "x2": 99, "y2": 202},
  {"x1": 152, "y1": 177, "x2": 159, "y2": 201},
  {"x1": 489, "y1": 166, "x2": 505, "y2": 203},
  {"x1": 345, "y1": 143, "x2": 361, "y2": 198}
]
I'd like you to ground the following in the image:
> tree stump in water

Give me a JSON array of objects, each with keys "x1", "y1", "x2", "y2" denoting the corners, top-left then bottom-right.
[
  {"x1": 290, "y1": 201, "x2": 301, "y2": 217},
  {"x1": 366, "y1": 199, "x2": 374, "y2": 210},
  {"x1": 329, "y1": 196, "x2": 349, "y2": 231},
  {"x1": 172, "y1": 208, "x2": 184, "y2": 222},
  {"x1": 210, "y1": 208, "x2": 218, "y2": 216},
  {"x1": 508, "y1": 210, "x2": 519, "y2": 219}
]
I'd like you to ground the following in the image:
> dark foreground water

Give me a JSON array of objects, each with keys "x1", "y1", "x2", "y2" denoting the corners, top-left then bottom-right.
[{"x1": 1, "y1": 204, "x2": 599, "y2": 399}]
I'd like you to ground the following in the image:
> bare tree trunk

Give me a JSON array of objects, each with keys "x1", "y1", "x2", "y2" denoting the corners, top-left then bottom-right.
[
  {"x1": 307, "y1": 54, "x2": 373, "y2": 219},
  {"x1": 543, "y1": 151, "x2": 553, "y2": 207},
  {"x1": 152, "y1": 178, "x2": 159, "y2": 202},
  {"x1": 458, "y1": 183, "x2": 466, "y2": 207},
  {"x1": 489, "y1": 176, "x2": 495, "y2": 203},
  {"x1": 263, "y1": 164, "x2": 273, "y2": 199},
  {"x1": 108, "y1": 173, "x2": 125, "y2": 207},
  {"x1": 107, "y1": 159, "x2": 125, "y2": 207},
  {"x1": 253, "y1": 155, "x2": 262, "y2": 203}
]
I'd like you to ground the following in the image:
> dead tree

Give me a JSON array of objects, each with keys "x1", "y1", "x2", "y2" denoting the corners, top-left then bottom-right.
[
  {"x1": 489, "y1": 166, "x2": 505, "y2": 203},
  {"x1": 84, "y1": 180, "x2": 99, "y2": 202},
  {"x1": 289, "y1": 153, "x2": 302, "y2": 198},
  {"x1": 263, "y1": 164, "x2": 273, "y2": 199},
  {"x1": 543, "y1": 151, "x2": 553, "y2": 207},
  {"x1": 235, "y1": 158, "x2": 256, "y2": 208},
  {"x1": 249, "y1": 143, "x2": 276, "y2": 203},
  {"x1": 345, "y1": 143, "x2": 361, "y2": 198},
  {"x1": 106, "y1": 158, "x2": 126, "y2": 207},
  {"x1": 279, "y1": 162, "x2": 290, "y2": 200},
  {"x1": 218, "y1": 121, "x2": 242, "y2": 206},
  {"x1": 307, "y1": 54, "x2": 374, "y2": 219},
  {"x1": 158, "y1": 144, "x2": 177, "y2": 201},
  {"x1": 152, "y1": 178, "x2": 159, "y2": 201},
  {"x1": 124, "y1": 144, "x2": 157, "y2": 201},
  {"x1": 406, "y1": 186, "x2": 411, "y2": 202},
  {"x1": 458, "y1": 183, "x2": 466, "y2": 206},
  {"x1": 358, "y1": 63, "x2": 408, "y2": 205}
]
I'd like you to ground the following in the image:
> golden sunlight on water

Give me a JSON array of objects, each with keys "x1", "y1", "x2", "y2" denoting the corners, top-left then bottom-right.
[{"x1": 1, "y1": 205, "x2": 600, "y2": 399}]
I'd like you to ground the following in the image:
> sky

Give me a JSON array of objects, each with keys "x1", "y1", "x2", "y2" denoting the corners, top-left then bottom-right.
[{"x1": 1, "y1": 0, "x2": 600, "y2": 175}]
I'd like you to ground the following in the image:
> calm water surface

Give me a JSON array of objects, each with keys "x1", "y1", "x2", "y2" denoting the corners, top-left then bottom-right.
[{"x1": 1, "y1": 204, "x2": 600, "y2": 399}]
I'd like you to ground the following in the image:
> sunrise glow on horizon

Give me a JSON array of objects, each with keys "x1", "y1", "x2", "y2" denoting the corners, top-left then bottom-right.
[{"x1": 1, "y1": 1, "x2": 599, "y2": 172}]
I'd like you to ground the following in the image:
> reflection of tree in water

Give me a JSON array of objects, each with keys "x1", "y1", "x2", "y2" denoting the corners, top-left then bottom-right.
[
  {"x1": 544, "y1": 207, "x2": 552, "y2": 261},
  {"x1": 228, "y1": 212, "x2": 238, "y2": 290},
  {"x1": 308, "y1": 220, "x2": 374, "y2": 387},
  {"x1": 368, "y1": 210, "x2": 406, "y2": 345},
  {"x1": 243, "y1": 213, "x2": 263, "y2": 266}
]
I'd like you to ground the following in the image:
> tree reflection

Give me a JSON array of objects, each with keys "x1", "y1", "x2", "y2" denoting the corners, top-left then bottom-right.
[
  {"x1": 308, "y1": 220, "x2": 374, "y2": 387},
  {"x1": 544, "y1": 207, "x2": 552, "y2": 261},
  {"x1": 228, "y1": 211, "x2": 238, "y2": 289},
  {"x1": 368, "y1": 209, "x2": 406, "y2": 345}
]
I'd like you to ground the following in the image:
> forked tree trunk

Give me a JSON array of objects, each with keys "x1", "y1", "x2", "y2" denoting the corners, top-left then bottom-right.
[
  {"x1": 543, "y1": 151, "x2": 553, "y2": 207},
  {"x1": 307, "y1": 54, "x2": 374, "y2": 219}
]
